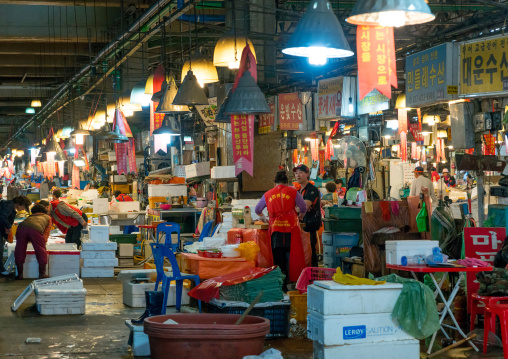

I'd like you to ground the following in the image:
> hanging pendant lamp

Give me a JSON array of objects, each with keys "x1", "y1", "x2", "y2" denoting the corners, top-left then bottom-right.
[
  {"x1": 346, "y1": 0, "x2": 435, "y2": 27},
  {"x1": 130, "y1": 80, "x2": 151, "y2": 106},
  {"x1": 214, "y1": 88, "x2": 233, "y2": 123},
  {"x1": 172, "y1": 70, "x2": 209, "y2": 106},
  {"x1": 420, "y1": 122, "x2": 432, "y2": 135},
  {"x1": 153, "y1": 116, "x2": 181, "y2": 137},
  {"x1": 182, "y1": 52, "x2": 219, "y2": 87},
  {"x1": 282, "y1": 0, "x2": 353, "y2": 65},
  {"x1": 44, "y1": 135, "x2": 61, "y2": 155},
  {"x1": 145, "y1": 75, "x2": 154, "y2": 95},
  {"x1": 94, "y1": 124, "x2": 116, "y2": 141},
  {"x1": 31, "y1": 100, "x2": 42, "y2": 107},
  {"x1": 155, "y1": 78, "x2": 190, "y2": 114},
  {"x1": 224, "y1": 71, "x2": 271, "y2": 115},
  {"x1": 152, "y1": 80, "x2": 168, "y2": 102},
  {"x1": 214, "y1": 30, "x2": 257, "y2": 69},
  {"x1": 109, "y1": 123, "x2": 129, "y2": 143},
  {"x1": 25, "y1": 107, "x2": 35, "y2": 114}
]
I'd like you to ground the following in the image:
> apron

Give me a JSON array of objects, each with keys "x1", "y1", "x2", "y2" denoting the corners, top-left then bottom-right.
[{"x1": 265, "y1": 184, "x2": 306, "y2": 282}]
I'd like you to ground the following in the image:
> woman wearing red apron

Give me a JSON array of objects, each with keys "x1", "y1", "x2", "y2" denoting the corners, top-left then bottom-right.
[{"x1": 255, "y1": 171, "x2": 307, "y2": 290}]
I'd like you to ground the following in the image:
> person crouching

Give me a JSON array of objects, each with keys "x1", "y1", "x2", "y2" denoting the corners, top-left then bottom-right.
[{"x1": 14, "y1": 204, "x2": 52, "y2": 279}]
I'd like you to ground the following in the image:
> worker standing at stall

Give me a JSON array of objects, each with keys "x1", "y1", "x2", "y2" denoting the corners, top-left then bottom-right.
[
  {"x1": 255, "y1": 170, "x2": 307, "y2": 290},
  {"x1": 50, "y1": 189, "x2": 87, "y2": 248},
  {"x1": 113, "y1": 190, "x2": 133, "y2": 202},
  {"x1": 410, "y1": 166, "x2": 437, "y2": 203},
  {"x1": 293, "y1": 164, "x2": 321, "y2": 267},
  {"x1": 442, "y1": 168, "x2": 457, "y2": 187}
]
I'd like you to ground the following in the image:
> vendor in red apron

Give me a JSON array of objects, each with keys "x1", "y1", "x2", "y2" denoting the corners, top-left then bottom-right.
[
  {"x1": 255, "y1": 170, "x2": 307, "y2": 290},
  {"x1": 50, "y1": 189, "x2": 88, "y2": 248},
  {"x1": 114, "y1": 190, "x2": 133, "y2": 202}
]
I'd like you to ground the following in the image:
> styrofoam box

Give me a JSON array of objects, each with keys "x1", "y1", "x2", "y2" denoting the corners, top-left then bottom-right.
[
  {"x1": 307, "y1": 281, "x2": 403, "y2": 316},
  {"x1": 125, "y1": 320, "x2": 150, "y2": 356},
  {"x1": 37, "y1": 303, "x2": 85, "y2": 315},
  {"x1": 80, "y1": 250, "x2": 116, "y2": 259},
  {"x1": 82, "y1": 258, "x2": 118, "y2": 267},
  {"x1": 313, "y1": 339, "x2": 420, "y2": 359},
  {"x1": 80, "y1": 267, "x2": 115, "y2": 278},
  {"x1": 89, "y1": 225, "x2": 110, "y2": 243},
  {"x1": 81, "y1": 242, "x2": 117, "y2": 251},
  {"x1": 122, "y1": 281, "x2": 191, "y2": 307},
  {"x1": 385, "y1": 240, "x2": 439, "y2": 265},
  {"x1": 185, "y1": 161, "x2": 210, "y2": 178},
  {"x1": 23, "y1": 252, "x2": 47, "y2": 279},
  {"x1": 47, "y1": 243, "x2": 78, "y2": 250},
  {"x1": 148, "y1": 184, "x2": 187, "y2": 198},
  {"x1": 211, "y1": 165, "x2": 236, "y2": 179},
  {"x1": 119, "y1": 244, "x2": 134, "y2": 258},
  {"x1": 48, "y1": 251, "x2": 80, "y2": 277},
  {"x1": 36, "y1": 288, "x2": 87, "y2": 302},
  {"x1": 109, "y1": 226, "x2": 123, "y2": 235},
  {"x1": 307, "y1": 310, "x2": 412, "y2": 346}
]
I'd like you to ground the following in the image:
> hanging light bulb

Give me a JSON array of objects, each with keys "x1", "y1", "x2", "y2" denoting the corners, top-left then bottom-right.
[
  {"x1": 181, "y1": 52, "x2": 219, "y2": 88},
  {"x1": 282, "y1": 0, "x2": 354, "y2": 65},
  {"x1": 172, "y1": 70, "x2": 209, "y2": 106},
  {"x1": 224, "y1": 71, "x2": 271, "y2": 115},
  {"x1": 31, "y1": 100, "x2": 42, "y2": 107},
  {"x1": 25, "y1": 107, "x2": 35, "y2": 114},
  {"x1": 348, "y1": 97, "x2": 354, "y2": 113},
  {"x1": 214, "y1": 30, "x2": 257, "y2": 69},
  {"x1": 346, "y1": 0, "x2": 435, "y2": 27}
]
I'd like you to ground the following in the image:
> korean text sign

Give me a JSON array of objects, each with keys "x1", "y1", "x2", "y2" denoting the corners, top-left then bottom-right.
[
  {"x1": 278, "y1": 93, "x2": 303, "y2": 130},
  {"x1": 357, "y1": 89, "x2": 389, "y2": 115},
  {"x1": 259, "y1": 99, "x2": 275, "y2": 134},
  {"x1": 460, "y1": 35, "x2": 508, "y2": 95},
  {"x1": 406, "y1": 43, "x2": 456, "y2": 107},
  {"x1": 464, "y1": 227, "x2": 505, "y2": 299},
  {"x1": 231, "y1": 114, "x2": 254, "y2": 176},
  {"x1": 317, "y1": 77, "x2": 342, "y2": 119}
]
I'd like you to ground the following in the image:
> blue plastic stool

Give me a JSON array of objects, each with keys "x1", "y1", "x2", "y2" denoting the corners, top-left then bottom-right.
[
  {"x1": 150, "y1": 243, "x2": 201, "y2": 314},
  {"x1": 156, "y1": 222, "x2": 181, "y2": 252},
  {"x1": 198, "y1": 221, "x2": 214, "y2": 242}
]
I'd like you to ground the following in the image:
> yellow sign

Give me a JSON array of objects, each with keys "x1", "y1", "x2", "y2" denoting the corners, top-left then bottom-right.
[
  {"x1": 318, "y1": 77, "x2": 342, "y2": 95},
  {"x1": 447, "y1": 85, "x2": 458, "y2": 94},
  {"x1": 319, "y1": 126, "x2": 328, "y2": 132},
  {"x1": 460, "y1": 35, "x2": 508, "y2": 95}
]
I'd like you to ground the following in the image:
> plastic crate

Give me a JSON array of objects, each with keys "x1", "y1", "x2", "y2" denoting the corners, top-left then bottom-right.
[
  {"x1": 207, "y1": 300, "x2": 290, "y2": 338},
  {"x1": 109, "y1": 234, "x2": 138, "y2": 244},
  {"x1": 323, "y1": 219, "x2": 362, "y2": 233},
  {"x1": 296, "y1": 267, "x2": 336, "y2": 294},
  {"x1": 288, "y1": 291, "x2": 307, "y2": 323},
  {"x1": 325, "y1": 207, "x2": 362, "y2": 220}
]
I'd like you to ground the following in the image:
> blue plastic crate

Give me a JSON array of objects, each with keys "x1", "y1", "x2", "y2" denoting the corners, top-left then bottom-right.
[{"x1": 333, "y1": 233, "x2": 359, "y2": 247}]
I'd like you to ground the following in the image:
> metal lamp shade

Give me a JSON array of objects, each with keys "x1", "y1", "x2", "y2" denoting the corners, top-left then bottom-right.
[
  {"x1": 109, "y1": 124, "x2": 129, "y2": 143},
  {"x1": 381, "y1": 127, "x2": 396, "y2": 138},
  {"x1": 153, "y1": 116, "x2": 181, "y2": 136},
  {"x1": 395, "y1": 94, "x2": 407, "y2": 109},
  {"x1": 145, "y1": 75, "x2": 154, "y2": 95},
  {"x1": 214, "y1": 89, "x2": 233, "y2": 123},
  {"x1": 54, "y1": 149, "x2": 67, "y2": 162},
  {"x1": 94, "y1": 124, "x2": 117, "y2": 141},
  {"x1": 346, "y1": 0, "x2": 435, "y2": 26},
  {"x1": 182, "y1": 53, "x2": 219, "y2": 87},
  {"x1": 224, "y1": 71, "x2": 270, "y2": 115},
  {"x1": 172, "y1": 70, "x2": 209, "y2": 106},
  {"x1": 155, "y1": 78, "x2": 190, "y2": 114},
  {"x1": 70, "y1": 128, "x2": 90, "y2": 137},
  {"x1": 130, "y1": 80, "x2": 151, "y2": 106},
  {"x1": 152, "y1": 80, "x2": 168, "y2": 102},
  {"x1": 420, "y1": 122, "x2": 432, "y2": 135},
  {"x1": 44, "y1": 136, "x2": 62, "y2": 154},
  {"x1": 282, "y1": 0, "x2": 353, "y2": 62},
  {"x1": 213, "y1": 31, "x2": 257, "y2": 69},
  {"x1": 31, "y1": 99, "x2": 42, "y2": 107}
]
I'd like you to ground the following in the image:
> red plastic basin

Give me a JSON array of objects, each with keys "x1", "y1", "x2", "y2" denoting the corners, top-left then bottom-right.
[{"x1": 144, "y1": 314, "x2": 270, "y2": 359}]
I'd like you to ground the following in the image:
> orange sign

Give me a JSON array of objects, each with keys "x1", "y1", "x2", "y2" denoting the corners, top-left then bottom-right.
[
  {"x1": 400, "y1": 131, "x2": 407, "y2": 162},
  {"x1": 279, "y1": 93, "x2": 303, "y2": 130},
  {"x1": 357, "y1": 26, "x2": 397, "y2": 100}
]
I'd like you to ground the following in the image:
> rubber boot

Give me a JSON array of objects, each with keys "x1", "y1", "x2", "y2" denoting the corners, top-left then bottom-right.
[
  {"x1": 15, "y1": 263, "x2": 24, "y2": 280},
  {"x1": 131, "y1": 291, "x2": 164, "y2": 325},
  {"x1": 39, "y1": 264, "x2": 49, "y2": 279}
]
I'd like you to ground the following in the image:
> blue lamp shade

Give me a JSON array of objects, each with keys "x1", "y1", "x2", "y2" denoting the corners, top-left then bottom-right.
[
  {"x1": 224, "y1": 71, "x2": 271, "y2": 115},
  {"x1": 25, "y1": 107, "x2": 35, "y2": 114},
  {"x1": 346, "y1": 0, "x2": 435, "y2": 27},
  {"x1": 282, "y1": 0, "x2": 353, "y2": 65}
]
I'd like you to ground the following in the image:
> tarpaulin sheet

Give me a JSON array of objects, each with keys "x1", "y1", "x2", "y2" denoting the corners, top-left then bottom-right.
[
  {"x1": 188, "y1": 266, "x2": 276, "y2": 302},
  {"x1": 179, "y1": 253, "x2": 255, "y2": 280}
]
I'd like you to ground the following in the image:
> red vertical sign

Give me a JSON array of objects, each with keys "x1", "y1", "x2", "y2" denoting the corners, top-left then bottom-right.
[
  {"x1": 231, "y1": 115, "x2": 254, "y2": 176},
  {"x1": 128, "y1": 138, "x2": 137, "y2": 174},
  {"x1": 398, "y1": 109, "x2": 408, "y2": 134},
  {"x1": 279, "y1": 93, "x2": 303, "y2": 130},
  {"x1": 150, "y1": 66, "x2": 165, "y2": 135},
  {"x1": 115, "y1": 142, "x2": 128, "y2": 175},
  {"x1": 400, "y1": 131, "x2": 407, "y2": 162}
]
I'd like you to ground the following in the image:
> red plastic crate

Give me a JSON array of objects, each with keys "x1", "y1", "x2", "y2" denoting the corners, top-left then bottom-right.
[{"x1": 296, "y1": 267, "x2": 337, "y2": 294}]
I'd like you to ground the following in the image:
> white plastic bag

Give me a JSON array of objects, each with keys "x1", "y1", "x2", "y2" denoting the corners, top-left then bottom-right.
[{"x1": 243, "y1": 349, "x2": 283, "y2": 359}]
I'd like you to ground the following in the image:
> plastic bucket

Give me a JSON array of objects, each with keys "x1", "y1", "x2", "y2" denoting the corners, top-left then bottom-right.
[{"x1": 144, "y1": 314, "x2": 270, "y2": 359}]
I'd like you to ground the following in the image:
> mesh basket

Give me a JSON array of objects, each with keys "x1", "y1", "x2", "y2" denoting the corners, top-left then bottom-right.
[{"x1": 295, "y1": 267, "x2": 336, "y2": 294}]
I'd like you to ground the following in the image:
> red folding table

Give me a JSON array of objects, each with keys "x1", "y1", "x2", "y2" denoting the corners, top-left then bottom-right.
[{"x1": 387, "y1": 264, "x2": 492, "y2": 354}]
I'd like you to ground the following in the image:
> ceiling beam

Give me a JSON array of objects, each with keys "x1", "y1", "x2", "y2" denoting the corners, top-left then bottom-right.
[
  {"x1": 0, "y1": 42, "x2": 104, "y2": 56},
  {"x1": 0, "y1": 55, "x2": 82, "y2": 67},
  {"x1": 0, "y1": 0, "x2": 148, "y2": 7}
]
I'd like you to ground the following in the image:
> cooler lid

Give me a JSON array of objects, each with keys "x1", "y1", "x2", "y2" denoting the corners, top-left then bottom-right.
[{"x1": 312, "y1": 280, "x2": 403, "y2": 290}]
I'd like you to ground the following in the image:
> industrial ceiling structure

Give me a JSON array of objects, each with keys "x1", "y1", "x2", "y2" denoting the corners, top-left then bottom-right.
[{"x1": 0, "y1": 0, "x2": 506, "y2": 148}]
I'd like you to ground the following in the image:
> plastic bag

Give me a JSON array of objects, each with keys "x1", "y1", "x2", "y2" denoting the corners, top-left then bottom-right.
[
  {"x1": 243, "y1": 349, "x2": 283, "y2": 359},
  {"x1": 373, "y1": 273, "x2": 440, "y2": 339},
  {"x1": 416, "y1": 202, "x2": 429, "y2": 232},
  {"x1": 238, "y1": 241, "x2": 260, "y2": 262}
]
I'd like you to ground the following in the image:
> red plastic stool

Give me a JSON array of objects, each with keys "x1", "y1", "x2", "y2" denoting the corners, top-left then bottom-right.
[
  {"x1": 484, "y1": 303, "x2": 508, "y2": 357},
  {"x1": 470, "y1": 293, "x2": 508, "y2": 332}
]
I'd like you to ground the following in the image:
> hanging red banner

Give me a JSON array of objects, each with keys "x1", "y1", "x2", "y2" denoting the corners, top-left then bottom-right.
[
  {"x1": 72, "y1": 145, "x2": 80, "y2": 189},
  {"x1": 46, "y1": 153, "x2": 56, "y2": 176},
  {"x1": 411, "y1": 142, "x2": 418, "y2": 160},
  {"x1": 278, "y1": 93, "x2": 303, "y2": 130},
  {"x1": 115, "y1": 142, "x2": 129, "y2": 175},
  {"x1": 408, "y1": 122, "x2": 424, "y2": 142},
  {"x1": 310, "y1": 139, "x2": 319, "y2": 162},
  {"x1": 293, "y1": 149, "x2": 298, "y2": 166},
  {"x1": 398, "y1": 109, "x2": 408, "y2": 134},
  {"x1": 114, "y1": 109, "x2": 133, "y2": 137},
  {"x1": 400, "y1": 132, "x2": 407, "y2": 162},
  {"x1": 326, "y1": 121, "x2": 340, "y2": 161},
  {"x1": 319, "y1": 150, "x2": 325, "y2": 174},
  {"x1": 357, "y1": 26, "x2": 397, "y2": 100},
  {"x1": 484, "y1": 134, "x2": 496, "y2": 155},
  {"x1": 150, "y1": 66, "x2": 165, "y2": 135},
  {"x1": 417, "y1": 108, "x2": 422, "y2": 130},
  {"x1": 232, "y1": 114, "x2": 254, "y2": 176},
  {"x1": 128, "y1": 138, "x2": 137, "y2": 174}
]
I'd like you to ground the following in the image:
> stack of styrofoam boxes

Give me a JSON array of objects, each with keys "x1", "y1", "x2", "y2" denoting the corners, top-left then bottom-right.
[
  {"x1": 35, "y1": 277, "x2": 87, "y2": 315},
  {"x1": 23, "y1": 249, "x2": 47, "y2": 279},
  {"x1": 48, "y1": 250, "x2": 81, "y2": 277},
  {"x1": 385, "y1": 240, "x2": 439, "y2": 265},
  {"x1": 322, "y1": 233, "x2": 359, "y2": 270},
  {"x1": 307, "y1": 281, "x2": 420, "y2": 359},
  {"x1": 123, "y1": 279, "x2": 191, "y2": 307},
  {"x1": 219, "y1": 212, "x2": 233, "y2": 236},
  {"x1": 81, "y1": 225, "x2": 117, "y2": 278}
]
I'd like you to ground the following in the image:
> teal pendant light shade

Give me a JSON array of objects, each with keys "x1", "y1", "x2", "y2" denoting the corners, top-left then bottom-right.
[
  {"x1": 282, "y1": 0, "x2": 354, "y2": 65},
  {"x1": 109, "y1": 124, "x2": 129, "y2": 143},
  {"x1": 94, "y1": 124, "x2": 116, "y2": 141},
  {"x1": 346, "y1": 0, "x2": 435, "y2": 27},
  {"x1": 25, "y1": 107, "x2": 35, "y2": 114},
  {"x1": 172, "y1": 70, "x2": 209, "y2": 106},
  {"x1": 224, "y1": 71, "x2": 271, "y2": 115},
  {"x1": 214, "y1": 89, "x2": 233, "y2": 123},
  {"x1": 153, "y1": 116, "x2": 181, "y2": 137},
  {"x1": 130, "y1": 80, "x2": 151, "y2": 106}
]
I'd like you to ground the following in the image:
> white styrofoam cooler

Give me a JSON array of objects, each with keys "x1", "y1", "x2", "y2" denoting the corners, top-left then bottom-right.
[
  {"x1": 37, "y1": 303, "x2": 86, "y2": 315},
  {"x1": 147, "y1": 184, "x2": 187, "y2": 198},
  {"x1": 89, "y1": 225, "x2": 110, "y2": 243},
  {"x1": 385, "y1": 240, "x2": 439, "y2": 265},
  {"x1": 185, "y1": 161, "x2": 210, "y2": 178},
  {"x1": 82, "y1": 258, "x2": 118, "y2": 267},
  {"x1": 211, "y1": 166, "x2": 236, "y2": 179},
  {"x1": 48, "y1": 250, "x2": 80, "y2": 277},
  {"x1": 125, "y1": 320, "x2": 150, "y2": 356},
  {"x1": 81, "y1": 242, "x2": 117, "y2": 251},
  {"x1": 80, "y1": 250, "x2": 116, "y2": 259},
  {"x1": 313, "y1": 339, "x2": 420, "y2": 359},
  {"x1": 122, "y1": 281, "x2": 191, "y2": 307},
  {"x1": 22, "y1": 252, "x2": 47, "y2": 279},
  {"x1": 80, "y1": 267, "x2": 114, "y2": 278},
  {"x1": 307, "y1": 281, "x2": 403, "y2": 316},
  {"x1": 307, "y1": 310, "x2": 412, "y2": 346}
]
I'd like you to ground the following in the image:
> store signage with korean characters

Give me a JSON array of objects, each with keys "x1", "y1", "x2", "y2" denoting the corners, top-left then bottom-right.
[
  {"x1": 460, "y1": 35, "x2": 508, "y2": 96},
  {"x1": 279, "y1": 93, "x2": 303, "y2": 130},
  {"x1": 406, "y1": 43, "x2": 458, "y2": 107},
  {"x1": 259, "y1": 97, "x2": 276, "y2": 134},
  {"x1": 317, "y1": 77, "x2": 342, "y2": 119},
  {"x1": 232, "y1": 115, "x2": 254, "y2": 176},
  {"x1": 357, "y1": 89, "x2": 389, "y2": 115}
]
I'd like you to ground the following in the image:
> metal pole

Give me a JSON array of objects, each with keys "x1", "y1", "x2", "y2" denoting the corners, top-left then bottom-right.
[{"x1": 475, "y1": 138, "x2": 485, "y2": 226}]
